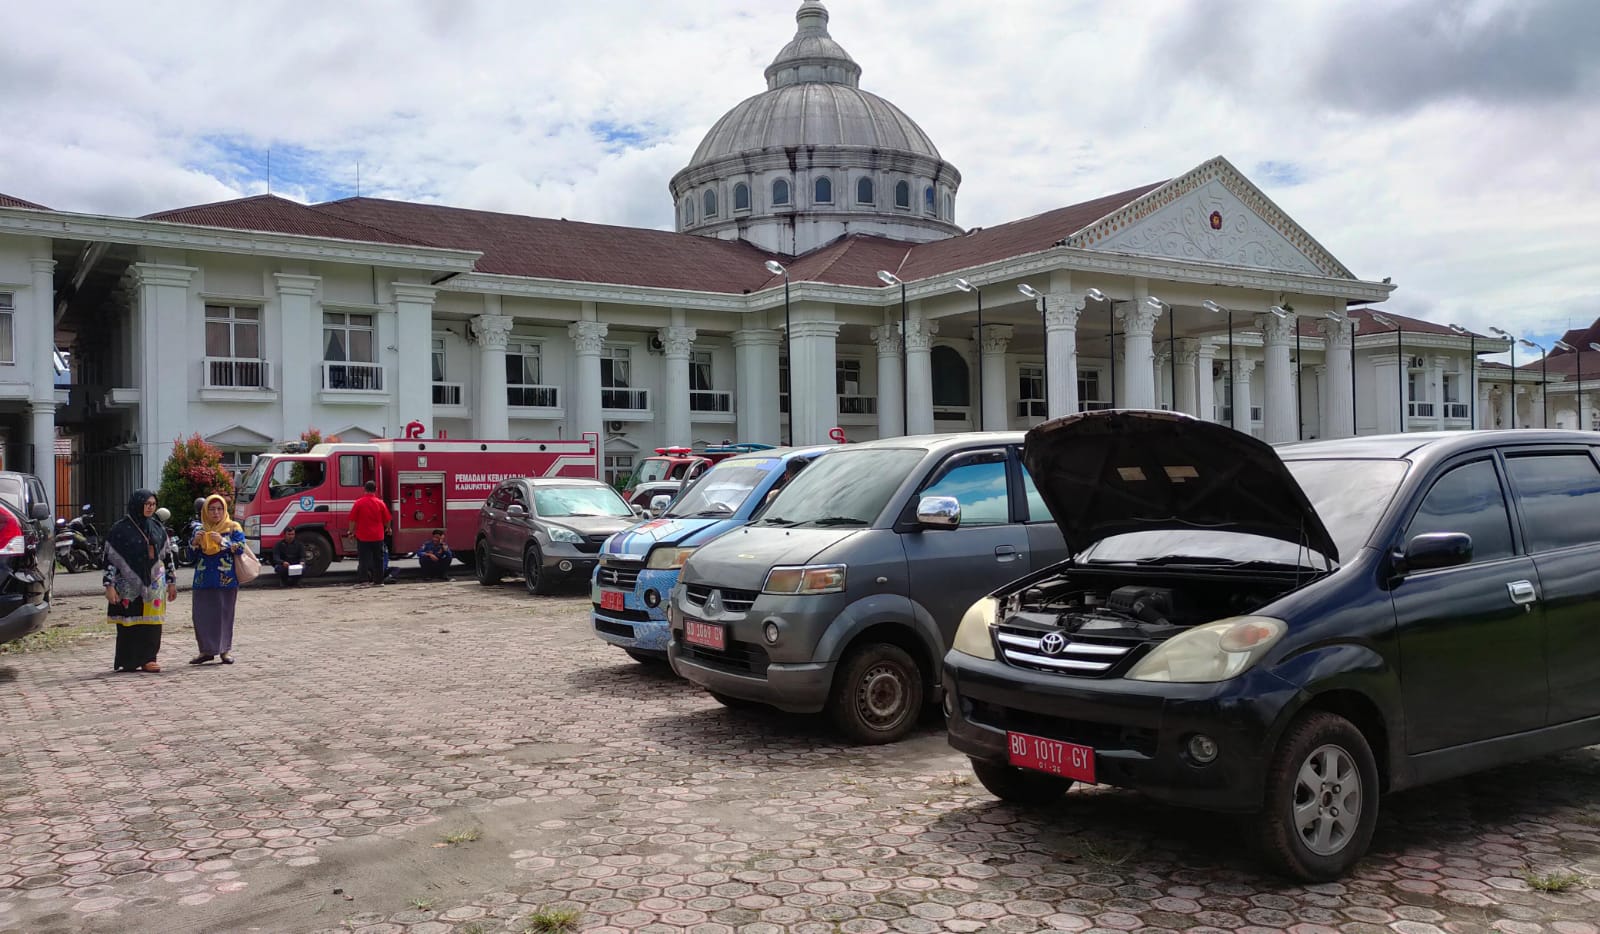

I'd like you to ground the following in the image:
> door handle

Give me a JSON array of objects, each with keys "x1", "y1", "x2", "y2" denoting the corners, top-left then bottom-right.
[
  {"x1": 1507, "y1": 579, "x2": 1537, "y2": 606},
  {"x1": 995, "y1": 545, "x2": 1020, "y2": 562}
]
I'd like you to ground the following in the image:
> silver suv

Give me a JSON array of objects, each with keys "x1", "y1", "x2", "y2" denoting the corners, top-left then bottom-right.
[{"x1": 668, "y1": 433, "x2": 1067, "y2": 743}]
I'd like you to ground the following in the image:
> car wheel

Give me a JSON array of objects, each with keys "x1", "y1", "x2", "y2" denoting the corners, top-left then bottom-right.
[
  {"x1": 708, "y1": 691, "x2": 761, "y2": 709},
  {"x1": 523, "y1": 546, "x2": 556, "y2": 595},
  {"x1": 299, "y1": 532, "x2": 332, "y2": 577},
  {"x1": 970, "y1": 757, "x2": 1073, "y2": 805},
  {"x1": 827, "y1": 643, "x2": 924, "y2": 745},
  {"x1": 1257, "y1": 711, "x2": 1380, "y2": 882},
  {"x1": 474, "y1": 540, "x2": 502, "y2": 585},
  {"x1": 625, "y1": 648, "x2": 665, "y2": 665}
]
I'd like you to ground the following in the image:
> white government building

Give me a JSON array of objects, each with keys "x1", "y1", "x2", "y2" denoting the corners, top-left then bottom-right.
[{"x1": 1, "y1": 0, "x2": 1579, "y2": 516}]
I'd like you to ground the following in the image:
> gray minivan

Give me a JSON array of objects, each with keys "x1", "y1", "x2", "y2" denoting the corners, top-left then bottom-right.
[{"x1": 667, "y1": 433, "x2": 1068, "y2": 743}]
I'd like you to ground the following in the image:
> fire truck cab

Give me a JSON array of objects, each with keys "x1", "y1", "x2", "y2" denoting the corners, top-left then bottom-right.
[
  {"x1": 235, "y1": 435, "x2": 600, "y2": 578},
  {"x1": 621, "y1": 443, "x2": 774, "y2": 509}
]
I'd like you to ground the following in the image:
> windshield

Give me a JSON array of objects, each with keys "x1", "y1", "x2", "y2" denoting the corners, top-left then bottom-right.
[
  {"x1": 756, "y1": 448, "x2": 923, "y2": 528},
  {"x1": 533, "y1": 485, "x2": 634, "y2": 519},
  {"x1": 667, "y1": 462, "x2": 774, "y2": 518},
  {"x1": 237, "y1": 457, "x2": 271, "y2": 505},
  {"x1": 632, "y1": 459, "x2": 670, "y2": 486},
  {"x1": 1083, "y1": 458, "x2": 1409, "y2": 569}
]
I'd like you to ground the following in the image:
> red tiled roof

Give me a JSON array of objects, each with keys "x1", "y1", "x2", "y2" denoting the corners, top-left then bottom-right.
[
  {"x1": 1346, "y1": 307, "x2": 1460, "y2": 338},
  {"x1": 142, "y1": 194, "x2": 441, "y2": 248},
  {"x1": 0, "y1": 192, "x2": 49, "y2": 209}
]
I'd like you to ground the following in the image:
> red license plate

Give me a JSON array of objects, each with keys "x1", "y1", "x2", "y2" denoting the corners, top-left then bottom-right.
[
  {"x1": 684, "y1": 619, "x2": 726, "y2": 651},
  {"x1": 600, "y1": 590, "x2": 625, "y2": 612},
  {"x1": 1007, "y1": 731, "x2": 1096, "y2": 783}
]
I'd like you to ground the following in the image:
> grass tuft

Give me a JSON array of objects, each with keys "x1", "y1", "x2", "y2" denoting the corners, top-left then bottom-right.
[
  {"x1": 524, "y1": 905, "x2": 583, "y2": 933},
  {"x1": 1525, "y1": 870, "x2": 1582, "y2": 892},
  {"x1": 409, "y1": 896, "x2": 436, "y2": 911},
  {"x1": 442, "y1": 827, "x2": 482, "y2": 845}
]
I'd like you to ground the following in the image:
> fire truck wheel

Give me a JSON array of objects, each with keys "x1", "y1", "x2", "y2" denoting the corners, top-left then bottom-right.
[
  {"x1": 475, "y1": 540, "x2": 502, "y2": 585},
  {"x1": 300, "y1": 531, "x2": 333, "y2": 578},
  {"x1": 523, "y1": 545, "x2": 556, "y2": 596}
]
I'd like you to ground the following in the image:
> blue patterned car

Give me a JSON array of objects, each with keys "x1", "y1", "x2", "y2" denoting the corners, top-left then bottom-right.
[{"x1": 592, "y1": 446, "x2": 832, "y2": 663}]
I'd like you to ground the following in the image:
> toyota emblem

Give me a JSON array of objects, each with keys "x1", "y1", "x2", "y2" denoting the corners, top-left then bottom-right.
[
  {"x1": 1039, "y1": 632, "x2": 1068, "y2": 656},
  {"x1": 704, "y1": 590, "x2": 724, "y2": 617}
]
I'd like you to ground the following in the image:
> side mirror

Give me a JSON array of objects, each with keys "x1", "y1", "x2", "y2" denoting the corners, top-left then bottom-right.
[
  {"x1": 155, "y1": 507, "x2": 171, "y2": 523},
  {"x1": 29, "y1": 502, "x2": 51, "y2": 521},
  {"x1": 507, "y1": 504, "x2": 526, "y2": 517},
  {"x1": 916, "y1": 495, "x2": 961, "y2": 530},
  {"x1": 650, "y1": 494, "x2": 672, "y2": 518},
  {"x1": 1398, "y1": 532, "x2": 1472, "y2": 574},
  {"x1": 631, "y1": 505, "x2": 646, "y2": 518}
]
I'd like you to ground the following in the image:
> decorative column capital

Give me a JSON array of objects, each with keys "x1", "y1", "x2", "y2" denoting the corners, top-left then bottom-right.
[
  {"x1": 788, "y1": 320, "x2": 840, "y2": 341},
  {"x1": 732, "y1": 328, "x2": 782, "y2": 349},
  {"x1": 1174, "y1": 338, "x2": 1201, "y2": 367},
  {"x1": 569, "y1": 321, "x2": 609, "y2": 355},
  {"x1": 1194, "y1": 339, "x2": 1217, "y2": 361},
  {"x1": 972, "y1": 324, "x2": 1014, "y2": 355},
  {"x1": 471, "y1": 314, "x2": 515, "y2": 351},
  {"x1": 1319, "y1": 315, "x2": 1353, "y2": 349},
  {"x1": 1234, "y1": 357, "x2": 1258, "y2": 376},
  {"x1": 871, "y1": 326, "x2": 901, "y2": 356},
  {"x1": 29, "y1": 257, "x2": 56, "y2": 276},
  {"x1": 133, "y1": 262, "x2": 198, "y2": 290},
  {"x1": 658, "y1": 326, "x2": 697, "y2": 359},
  {"x1": 1044, "y1": 301, "x2": 1082, "y2": 332},
  {"x1": 1256, "y1": 312, "x2": 1299, "y2": 345},
  {"x1": 1118, "y1": 302, "x2": 1162, "y2": 337},
  {"x1": 391, "y1": 283, "x2": 440, "y2": 305},
  {"x1": 901, "y1": 318, "x2": 939, "y2": 353},
  {"x1": 273, "y1": 272, "x2": 320, "y2": 297}
]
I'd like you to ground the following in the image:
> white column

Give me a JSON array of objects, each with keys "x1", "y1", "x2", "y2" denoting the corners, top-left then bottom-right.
[
  {"x1": 1173, "y1": 339, "x2": 1200, "y2": 417},
  {"x1": 1233, "y1": 358, "x2": 1257, "y2": 436},
  {"x1": 29, "y1": 257, "x2": 56, "y2": 507},
  {"x1": 1154, "y1": 349, "x2": 1172, "y2": 411},
  {"x1": 1532, "y1": 388, "x2": 1547, "y2": 429},
  {"x1": 1257, "y1": 311, "x2": 1298, "y2": 443},
  {"x1": 1318, "y1": 310, "x2": 1355, "y2": 439},
  {"x1": 392, "y1": 283, "x2": 438, "y2": 438},
  {"x1": 1196, "y1": 341, "x2": 1217, "y2": 422},
  {"x1": 734, "y1": 328, "x2": 782, "y2": 445},
  {"x1": 1309, "y1": 365, "x2": 1326, "y2": 438},
  {"x1": 569, "y1": 321, "x2": 608, "y2": 446},
  {"x1": 871, "y1": 324, "x2": 904, "y2": 436},
  {"x1": 1117, "y1": 301, "x2": 1161, "y2": 410},
  {"x1": 30, "y1": 404, "x2": 55, "y2": 508},
  {"x1": 975, "y1": 325, "x2": 1012, "y2": 429},
  {"x1": 1372, "y1": 354, "x2": 1404, "y2": 434},
  {"x1": 132, "y1": 263, "x2": 197, "y2": 489},
  {"x1": 1431, "y1": 355, "x2": 1450, "y2": 430},
  {"x1": 659, "y1": 326, "x2": 697, "y2": 445},
  {"x1": 903, "y1": 312, "x2": 938, "y2": 435},
  {"x1": 471, "y1": 312, "x2": 513, "y2": 439},
  {"x1": 789, "y1": 319, "x2": 839, "y2": 445},
  {"x1": 1043, "y1": 294, "x2": 1080, "y2": 417},
  {"x1": 274, "y1": 273, "x2": 320, "y2": 443},
  {"x1": 1478, "y1": 382, "x2": 1494, "y2": 429}
]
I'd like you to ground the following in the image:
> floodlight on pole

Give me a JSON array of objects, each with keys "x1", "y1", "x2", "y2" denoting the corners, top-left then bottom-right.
[
  {"x1": 877, "y1": 270, "x2": 908, "y2": 435},
  {"x1": 1018, "y1": 283, "x2": 1047, "y2": 417},
  {"x1": 1450, "y1": 324, "x2": 1478, "y2": 428},
  {"x1": 1146, "y1": 296, "x2": 1176, "y2": 413},
  {"x1": 1371, "y1": 312, "x2": 1404, "y2": 433},
  {"x1": 764, "y1": 260, "x2": 793, "y2": 445},
  {"x1": 953, "y1": 278, "x2": 985, "y2": 425},
  {"x1": 1202, "y1": 300, "x2": 1235, "y2": 427},
  {"x1": 1520, "y1": 338, "x2": 1548, "y2": 426},
  {"x1": 1556, "y1": 339, "x2": 1581, "y2": 431},
  {"x1": 1489, "y1": 327, "x2": 1518, "y2": 429},
  {"x1": 1086, "y1": 289, "x2": 1114, "y2": 408}
]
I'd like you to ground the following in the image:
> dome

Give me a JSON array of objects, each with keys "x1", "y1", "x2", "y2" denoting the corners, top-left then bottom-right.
[{"x1": 689, "y1": 83, "x2": 943, "y2": 166}]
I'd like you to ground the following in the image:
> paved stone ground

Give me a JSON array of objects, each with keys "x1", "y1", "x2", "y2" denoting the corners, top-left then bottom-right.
[{"x1": 2, "y1": 577, "x2": 1599, "y2": 934}]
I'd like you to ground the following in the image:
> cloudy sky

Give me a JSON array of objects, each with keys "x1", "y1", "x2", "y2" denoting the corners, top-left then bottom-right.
[{"x1": 3, "y1": 0, "x2": 1596, "y2": 354}]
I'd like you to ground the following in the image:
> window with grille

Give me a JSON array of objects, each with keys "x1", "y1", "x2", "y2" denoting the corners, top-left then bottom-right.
[
  {"x1": 323, "y1": 312, "x2": 375, "y2": 362},
  {"x1": 856, "y1": 178, "x2": 874, "y2": 205},
  {"x1": 431, "y1": 337, "x2": 446, "y2": 383},
  {"x1": 734, "y1": 183, "x2": 750, "y2": 212},
  {"x1": 1018, "y1": 365, "x2": 1045, "y2": 417},
  {"x1": 703, "y1": 188, "x2": 717, "y2": 218},
  {"x1": 895, "y1": 181, "x2": 910, "y2": 209},
  {"x1": 691, "y1": 351, "x2": 713, "y2": 391}
]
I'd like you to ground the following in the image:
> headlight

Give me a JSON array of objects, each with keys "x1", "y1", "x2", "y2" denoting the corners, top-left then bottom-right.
[
  {"x1": 952, "y1": 596, "x2": 998, "y2": 660},
  {"x1": 762, "y1": 564, "x2": 846, "y2": 595},
  {"x1": 546, "y1": 525, "x2": 584, "y2": 544},
  {"x1": 646, "y1": 546, "x2": 696, "y2": 570},
  {"x1": 1126, "y1": 616, "x2": 1287, "y2": 683}
]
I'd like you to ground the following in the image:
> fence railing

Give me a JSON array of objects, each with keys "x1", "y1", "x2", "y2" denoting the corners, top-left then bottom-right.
[
  {"x1": 1408, "y1": 401, "x2": 1436, "y2": 418},
  {"x1": 690, "y1": 390, "x2": 732, "y2": 413},
  {"x1": 838, "y1": 394, "x2": 877, "y2": 415},
  {"x1": 508, "y1": 384, "x2": 560, "y2": 408},
  {"x1": 204, "y1": 357, "x2": 271, "y2": 389},
  {"x1": 432, "y1": 382, "x2": 463, "y2": 406},
  {"x1": 322, "y1": 361, "x2": 383, "y2": 391},
  {"x1": 1445, "y1": 402, "x2": 1471, "y2": 420},
  {"x1": 1016, "y1": 399, "x2": 1046, "y2": 418},
  {"x1": 602, "y1": 388, "x2": 649, "y2": 411}
]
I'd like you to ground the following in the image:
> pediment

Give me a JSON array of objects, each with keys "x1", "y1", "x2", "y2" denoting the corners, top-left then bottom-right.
[
  {"x1": 1068, "y1": 157, "x2": 1354, "y2": 279},
  {"x1": 205, "y1": 424, "x2": 275, "y2": 447},
  {"x1": 331, "y1": 424, "x2": 380, "y2": 442}
]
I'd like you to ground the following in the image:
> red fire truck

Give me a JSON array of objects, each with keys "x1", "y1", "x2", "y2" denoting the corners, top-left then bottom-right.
[{"x1": 235, "y1": 433, "x2": 600, "y2": 578}]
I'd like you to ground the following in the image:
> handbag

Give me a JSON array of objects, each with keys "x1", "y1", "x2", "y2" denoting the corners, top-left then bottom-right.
[{"x1": 235, "y1": 544, "x2": 262, "y2": 584}]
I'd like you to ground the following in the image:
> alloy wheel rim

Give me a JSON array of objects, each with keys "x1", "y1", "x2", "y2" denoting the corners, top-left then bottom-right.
[
  {"x1": 1292, "y1": 743, "x2": 1361, "y2": 856},
  {"x1": 856, "y1": 663, "x2": 907, "y2": 728}
]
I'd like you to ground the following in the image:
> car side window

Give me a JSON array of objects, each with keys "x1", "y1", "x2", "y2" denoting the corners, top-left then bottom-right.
[
  {"x1": 510, "y1": 485, "x2": 529, "y2": 512},
  {"x1": 1019, "y1": 467, "x2": 1050, "y2": 523},
  {"x1": 488, "y1": 485, "x2": 511, "y2": 510},
  {"x1": 919, "y1": 450, "x2": 1010, "y2": 527},
  {"x1": 1503, "y1": 452, "x2": 1600, "y2": 552},
  {"x1": 1404, "y1": 459, "x2": 1514, "y2": 563},
  {"x1": 28, "y1": 478, "x2": 48, "y2": 513}
]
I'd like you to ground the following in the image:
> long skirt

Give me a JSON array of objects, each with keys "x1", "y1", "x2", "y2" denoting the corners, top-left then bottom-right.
[
  {"x1": 112, "y1": 622, "x2": 162, "y2": 671},
  {"x1": 192, "y1": 587, "x2": 239, "y2": 656}
]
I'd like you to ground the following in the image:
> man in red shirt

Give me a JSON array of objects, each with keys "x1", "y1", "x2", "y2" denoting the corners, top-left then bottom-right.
[{"x1": 347, "y1": 480, "x2": 392, "y2": 587}]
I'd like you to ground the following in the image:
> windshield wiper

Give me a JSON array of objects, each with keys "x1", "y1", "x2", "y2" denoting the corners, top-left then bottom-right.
[
  {"x1": 756, "y1": 515, "x2": 796, "y2": 526},
  {"x1": 1122, "y1": 555, "x2": 1321, "y2": 570},
  {"x1": 806, "y1": 516, "x2": 868, "y2": 527}
]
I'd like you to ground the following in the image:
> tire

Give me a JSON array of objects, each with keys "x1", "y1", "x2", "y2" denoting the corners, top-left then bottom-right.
[
  {"x1": 1256, "y1": 711, "x2": 1380, "y2": 882},
  {"x1": 970, "y1": 757, "x2": 1074, "y2": 805},
  {"x1": 299, "y1": 532, "x2": 333, "y2": 578},
  {"x1": 708, "y1": 691, "x2": 761, "y2": 709},
  {"x1": 522, "y1": 545, "x2": 555, "y2": 596},
  {"x1": 625, "y1": 648, "x2": 666, "y2": 665},
  {"x1": 475, "y1": 540, "x2": 502, "y2": 585},
  {"x1": 826, "y1": 642, "x2": 925, "y2": 745}
]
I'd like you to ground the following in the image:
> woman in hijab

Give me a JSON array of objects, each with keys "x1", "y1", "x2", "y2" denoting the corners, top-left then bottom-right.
[
  {"x1": 104, "y1": 489, "x2": 177, "y2": 672},
  {"x1": 190, "y1": 494, "x2": 247, "y2": 665}
]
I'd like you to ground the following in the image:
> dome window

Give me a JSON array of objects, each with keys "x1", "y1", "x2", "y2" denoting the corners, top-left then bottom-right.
[
  {"x1": 703, "y1": 189, "x2": 718, "y2": 218},
  {"x1": 683, "y1": 198, "x2": 694, "y2": 224},
  {"x1": 856, "y1": 178, "x2": 874, "y2": 205},
  {"x1": 924, "y1": 185, "x2": 936, "y2": 215},
  {"x1": 814, "y1": 176, "x2": 833, "y2": 204},
  {"x1": 944, "y1": 192, "x2": 954, "y2": 220},
  {"x1": 773, "y1": 178, "x2": 791, "y2": 206},
  {"x1": 895, "y1": 181, "x2": 910, "y2": 209},
  {"x1": 734, "y1": 183, "x2": 751, "y2": 212}
]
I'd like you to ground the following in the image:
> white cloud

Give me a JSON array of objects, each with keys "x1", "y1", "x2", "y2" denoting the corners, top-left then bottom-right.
[{"x1": 1, "y1": 0, "x2": 1595, "y2": 343}]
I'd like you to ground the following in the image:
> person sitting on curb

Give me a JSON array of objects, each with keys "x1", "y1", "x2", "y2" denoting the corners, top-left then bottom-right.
[
  {"x1": 415, "y1": 529, "x2": 454, "y2": 581},
  {"x1": 271, "y1": 526, "x2": 306, "y2": 587}
]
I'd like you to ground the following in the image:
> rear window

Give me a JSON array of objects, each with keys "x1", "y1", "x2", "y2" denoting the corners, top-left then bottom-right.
[{"x1": 633, "y1": 458, "x2": 670, "y2": 484}]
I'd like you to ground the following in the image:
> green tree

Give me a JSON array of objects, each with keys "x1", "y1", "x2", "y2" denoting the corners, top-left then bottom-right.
[{"x1": 157, "y1": 434, "x2": 235, "y2": 531}]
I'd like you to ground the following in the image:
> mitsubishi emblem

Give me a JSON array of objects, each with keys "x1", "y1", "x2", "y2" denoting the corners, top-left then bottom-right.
[
  {"x1": 704, "y1": 590, "x2": 724, "y2": 617},
  {"x1": 1039, "y1": 632, "x2": 1068, "y2": 656}
]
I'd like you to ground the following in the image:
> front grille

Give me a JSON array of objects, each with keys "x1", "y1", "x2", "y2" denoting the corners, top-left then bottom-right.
[
  {"x1": 677, "y1": 637, "x2": 770, "y2": 676},
  {"x1": 575, "y1": 541, "x2": 602, "y2": 555},
  {"x1": 596, "y1": 565, "x2": 640, "y2": 589},
  {"x1": 593, "y1": 605, "x2": 652, "y2": 623},
  {"x1": 969, "y1": 700, "x2": 1158, "y2": 757},
  {"x1": 594, "y1": 620, "x2": 634, "y2": 639},
  {"x1": 995, "y1": 623, "x2": 1137, "y2": 678},
  {"x1": 683, "y1": 584, "x2": 759, "y2": 614}
]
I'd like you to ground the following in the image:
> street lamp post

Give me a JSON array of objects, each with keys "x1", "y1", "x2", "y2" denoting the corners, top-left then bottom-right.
[
  {"x1": 1146, "y1": 296, "x2": 1176, "y2": 411},
  {"x1": 1590, "y1": 342, "x2": 1600, "y2": 429},
  {"x1": 1018, "y1": 283, "x2": 1046, "y2": 416},
  {"x1": 953, "y1": 278, "x2": 984, "y2": 426},
  {"x1": 764, "y1": 259, "x2": 794, "y2": 445},
  {"x1": 1201, "y1": 300, "x2": 1235, "y2": 427},
  {"x1": 1555, "y1": 339, "x2": 1581, "y2": 430},
  {"x1": 1371, "y1": 312, "x2": 1404, "y2": 433},
  {"x1": 1489, "y1": 327, "x2": 1518, "y2": 429},
  {"x1": 877, "y1": 270, "x2": 908, "y2": 435},
  {"x1": 1449, "y1": 324, "x2": 1477, "y2": 428},
  {"x1": 1269, "y1": 305, "x2": 1300, "y2": 439},
  {"x1": 1520, "y1": 338, "x2": 1548, "y2": 427},
  {"x1": 1086, "y1": 288, "x2": 1115, "y2": 409}
]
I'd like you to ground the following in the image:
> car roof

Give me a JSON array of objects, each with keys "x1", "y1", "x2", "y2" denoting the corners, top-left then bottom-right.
[
  {"x1": 521, "y1": 477, "x2": 613, "y2": 487},
  {"x1": 722, "y1": 445, "x2": 834, "y2": 464},
  {"x1": 827, "y1": 431, "x2": 1026, "y2": 455},
  {"x1": 1277, "y1": 429, "x2": 1600, "y2": 464}
]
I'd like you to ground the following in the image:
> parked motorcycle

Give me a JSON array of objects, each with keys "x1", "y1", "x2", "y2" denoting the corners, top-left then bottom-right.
[{"x1": 57, "y1": 504, "x2": 103, "y2": 574}]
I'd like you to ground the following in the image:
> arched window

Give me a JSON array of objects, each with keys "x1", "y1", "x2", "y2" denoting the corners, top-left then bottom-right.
[
  {"x1": 924, "y1": 185, "x2": 936, "y2": 215},
  {"x1": 683, "y1": 198, "x2": 693, "y2": 224},
  {"x1": 931, "y1": 346, "x2": 970, "y2": 407},
  {"x1": 772, "y1": 178, "x2": 790, "y2": 206},
  {"x1": 703, "y1": 189, "x2": 717, "y2": 218},
  {"x1": 856, "y1": 177, "x2": 874, "y2": 205},
  {"x1": 734, "y1": 182, "x2": 750, "y2": 212},
  {"x1": 895, "y1": 180, "x2": 910, "y2": 209},
  {"x1": 944, "y1": 192, "x2": 954, "y2": 219},
  {"x1": 814, "y1": 176, "x2": 832, "y2": 204}
]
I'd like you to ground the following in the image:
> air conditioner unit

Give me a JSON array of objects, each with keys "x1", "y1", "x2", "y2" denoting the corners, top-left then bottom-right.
[
  {"x1": 647, "y1": 334, "x2": 665, "y2": 354},
  {"x1": 607, "y1": 420, "x2": 626, "y2": 433},
  {"x1": 1408, "y1": 355, "x2": 1425, "y2": 369}
]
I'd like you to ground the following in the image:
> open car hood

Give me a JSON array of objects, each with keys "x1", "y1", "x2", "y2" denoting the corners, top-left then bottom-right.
[{"x1": 1022, "y1": 410, "x2": 1339, "y2": 561}]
